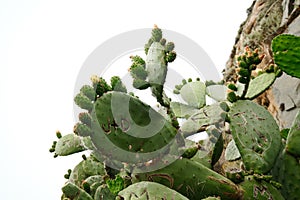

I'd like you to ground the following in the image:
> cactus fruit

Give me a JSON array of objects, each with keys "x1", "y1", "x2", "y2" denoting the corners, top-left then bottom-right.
[
  {"x1": 271, "y1": 34, "x2": 300, "y2": 78},
  {"x1": 117, "y1": 181, "x2": 189, "y2": 200},
  {"x1": 228, "y1": 100, "x2": 281, "y2": 174},
  {"x1": 132, "y1": 158, "x2": 242, "y2": 200}
]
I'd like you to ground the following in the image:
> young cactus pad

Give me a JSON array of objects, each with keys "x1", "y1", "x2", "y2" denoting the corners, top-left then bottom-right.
[
  {"x1": 245, "y1": 72, "x2": 276, "y2": 99},
  {"x1": 271, "y1": 34, "x2": 300, "y2": 78},
  {"x1": 228, "y1": 100, "x2": 281, "y2": 174}
]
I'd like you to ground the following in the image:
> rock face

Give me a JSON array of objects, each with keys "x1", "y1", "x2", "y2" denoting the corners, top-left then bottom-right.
[{"x1": 224, "y1": 0, "x2": 300, "y2": 128}]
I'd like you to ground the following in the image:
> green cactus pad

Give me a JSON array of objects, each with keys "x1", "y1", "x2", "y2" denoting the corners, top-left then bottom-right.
[
  {"x1": 93, "y1": 91, "x2": 178, "y2": 153},
  {"x1": 62, "y1": 182, "x2": 93, "y2": 200},
  {"x1": 84, "y1": 175, "x2": 104, "y2": 197},
  {"x1": 239, "y1": 176, "x2": 284, "y2": 200},
  {"x1": 55, "y1": 134, "x2": 85, "y2": 156},
  {"x1": 180, "y1": 81, "x2": 206, "y2": 108},
  {"x1": 245, "y1": 73, "x2": 276, "y2": 99},
  {"x1": 94, "y1": 184, "x2": 116, "y2": 200},
  {"x1": 286, "y1": 110, "x2": 300, "y2": 157},
  {"x1": 74, "y1": 93, "x2": 93, "y2": 112},
  {"x1": 118, "y1": 181, "x2": 189, "y2": 200},
  {"x1": 80, "y1": 85, "x2": 96, "y2": 101},
  {"x1": 132, "y1": 158, "x2": 242, "y2": 200},
  {"x1": 228, "y1": 100, "x2": 281, "y2": 174},
  {"x1": 170, "y1": 102, "x2": 199, "y2": 118},
  {"x1": 69, "y1": 156, "x2": 105, "y2": 187},
  {"x1": 271, "y1": 34, "x2": 300, "y2": 78},
  {"x1": 181, "y1": 102, "x2": 226, "y2": 137},
  {"x1": 272, "y1": 150, "x2": 300, "y2": 200},
  {"x1": 206, "y1": 85, "x2": 227, "y2": 101},
  {"x1": 225, "y1": 140, "x2": 241, "y2": 161}
]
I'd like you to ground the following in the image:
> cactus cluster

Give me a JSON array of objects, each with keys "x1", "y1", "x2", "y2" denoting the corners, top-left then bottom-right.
[{"x1": 50, "y1": 27, "x2": 300, "y2": 199}]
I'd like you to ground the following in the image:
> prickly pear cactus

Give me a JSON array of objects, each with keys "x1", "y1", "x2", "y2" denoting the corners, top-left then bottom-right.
[
  {"x1": 228, "y1": 100, "x2": 281, "y2": 174},
  {"x1": 50, "y1": 25, "x2": 300, "y2": 200}
]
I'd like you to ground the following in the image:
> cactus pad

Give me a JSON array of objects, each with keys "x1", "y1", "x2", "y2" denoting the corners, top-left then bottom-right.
[
  {"x1": 170, "y1": 102, "x2": 199, "y2": 118},
  {"x1": 228, "y1": 100, "x2": 281, "y2": 174},
  {"x1": 206, "y1": 85, "x2": 227, "y2": 101},
  {"x1": 54, "y1": 134, "x2": 85, "y2": 156},
  {"x1": 180, "y1": 81, "x2": 206, "y2": 108},
  {"x1": 62, "y1": 182, "x2": 94, "y2": 200},
  {"x1": 118, "y1": 181, "x2": 189, "y2": 200},
  {"x1": 181, "y1": 102, "x2": 226, "y2": 137},
  {"x1": 272, "y1": 149, "x2": 300, "y2": 200},
  {"x1": 133, "y1": 158, "x2": 242, "y2": 200},
  {"x1": 245, "y1": 73, "x2": 276, "y2": 99},
  {"x1": 271, "y1": 34, "x2": 300, "y2": 78},
  {"x1": 239, "y1": 176, "x2": 284, "y2": 200},
  {"x1": 286, "y1": 110, "x2": 300, "y2": 157}
]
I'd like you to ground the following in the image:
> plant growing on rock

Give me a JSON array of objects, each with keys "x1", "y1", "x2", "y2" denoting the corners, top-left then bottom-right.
[{"x1": 50, "y1": 26, "x2": 300, "y2": 199}]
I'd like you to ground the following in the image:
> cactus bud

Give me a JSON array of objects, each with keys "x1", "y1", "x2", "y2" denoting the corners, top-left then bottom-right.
[
  {"x1": 238, "y1": 61, "x2": 248, "y2": 69},
  {"x1": 166, "y1": 51, "x2": 176, "y2": 62},
  {"x1": 160, "y1": 38, "x2": 166, "y2": 45},
  {"x1": 56, "y1": 131, "x2": 62, "y2": 139},
  {"x1": 173, "y1": 89, "x2": 180, "y2": 94},
  {"x1": 227, "y1": 83, "x2": 237, "y2": 91},
  {"x1": 82, "y1": 181, "x2": 91, "y2": 193},
  {"x1": 238, "y1": 68, "x2": 250, "y2": 77},
  {"x1": 95, "y1": 78, "x2": 111, "y2": 97},
  {"x1": 227, "y1": 91, "x2": 238, "y2": 103},
  {"x1": 238, "y1": 76, "x2": 248, "y2": 84},
  {"x1": 166, "y1": 42, "x2": 175, "y2": 52}
]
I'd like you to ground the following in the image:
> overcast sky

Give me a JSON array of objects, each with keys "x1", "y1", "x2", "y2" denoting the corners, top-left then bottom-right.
[{"x1": 0, "y1": 0, "x2": 253, "y2": 199}]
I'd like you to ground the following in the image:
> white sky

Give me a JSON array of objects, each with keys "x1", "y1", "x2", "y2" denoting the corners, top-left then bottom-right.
[{"x1": 0, "y1": 0, "x2": 253, "y2": 199}]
